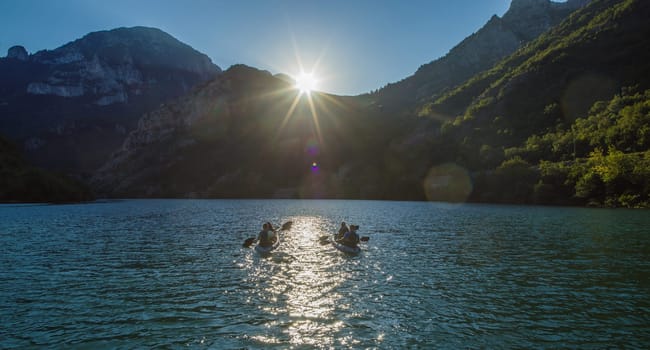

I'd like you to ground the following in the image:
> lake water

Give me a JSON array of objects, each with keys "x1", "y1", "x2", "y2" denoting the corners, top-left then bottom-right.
[{"x1": 1, "y1": 199, "x2": 649, "y2": 349}]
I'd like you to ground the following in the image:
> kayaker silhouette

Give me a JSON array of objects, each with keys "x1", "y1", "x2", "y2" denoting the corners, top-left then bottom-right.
[
  {"x1": 340, "y1": 225, "x2": 360, "y2": 247},
  {"x1": 337, "y1": 222, "x2": 349, "y2": 240},
  {"x1": 257, "y1": 222, "x2": 275, "y2": 247}
]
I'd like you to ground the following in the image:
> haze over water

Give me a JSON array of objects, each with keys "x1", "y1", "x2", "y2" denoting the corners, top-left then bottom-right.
[{"x1": 1, "y1": 199, "x2": 649, "y2": 348}]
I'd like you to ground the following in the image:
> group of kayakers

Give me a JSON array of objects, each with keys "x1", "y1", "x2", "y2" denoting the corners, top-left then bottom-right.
[{"x1": 256, "y1": 221, "x2": 361, "y2": 249}]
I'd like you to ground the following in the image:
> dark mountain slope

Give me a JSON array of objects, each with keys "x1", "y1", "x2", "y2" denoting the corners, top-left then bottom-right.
[
  {"x1": 92, "y1": 65, "x2": 386, "y2": 198},
  {"x1": 0, "y1": 135, "x2": 93, "y2": 202}
]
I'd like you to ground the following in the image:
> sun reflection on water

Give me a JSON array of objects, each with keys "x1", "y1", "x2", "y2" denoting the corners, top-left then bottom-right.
[{"x1": 241, "y1": 216, "x2": 354, "y2": 348}]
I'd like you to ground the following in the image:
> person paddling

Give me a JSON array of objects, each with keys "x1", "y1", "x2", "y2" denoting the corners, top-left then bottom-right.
[
  {"x1": 337, "y1": 222, "x2": 349, "y2": 240},
  {"x1": 339, "y1": 224, "x2": 359, "y2": 247},
  {"x1": 257, "y1": 222, "x2": 275, "y2": 247}
]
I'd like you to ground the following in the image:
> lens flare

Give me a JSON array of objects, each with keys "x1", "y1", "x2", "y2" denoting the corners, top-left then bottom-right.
[
  {"x1": 305, "y1": 138, "x2": 320, "y2": 156},
  {"x1": 422, "y1": 163, "x2": 473, "y2": 203}
]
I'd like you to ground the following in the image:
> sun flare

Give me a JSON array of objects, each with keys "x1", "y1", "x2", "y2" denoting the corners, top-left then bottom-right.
[{"x1": 294, "y1": 73, "x2": 318, "y2": 94}]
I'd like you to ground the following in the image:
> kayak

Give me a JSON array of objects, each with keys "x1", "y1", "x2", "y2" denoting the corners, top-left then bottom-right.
[
  {"x1": 255, "y1": 234, "x2": 280, "y2": 254},
  {"x1": 331, "y1": 235, "x2": 361, "y2": 254}
]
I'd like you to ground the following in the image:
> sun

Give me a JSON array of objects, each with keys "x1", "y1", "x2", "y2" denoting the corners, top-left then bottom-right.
[{"x1": 294, "y1": 72, "x2": 318, "y2": 94}]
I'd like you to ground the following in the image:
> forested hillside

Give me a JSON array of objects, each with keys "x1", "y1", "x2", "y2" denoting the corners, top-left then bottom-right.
[{"x1": 404, "y1": 0, "x2": 650, "y2": 207}]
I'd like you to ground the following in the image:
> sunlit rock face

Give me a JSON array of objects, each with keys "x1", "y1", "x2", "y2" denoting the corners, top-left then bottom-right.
[
  {"x1": 0, "y1": 26, "x2": 221, "y2": 175},
  {"x1": 24, "y1": 26, "x2": 220, "y2": 105}
]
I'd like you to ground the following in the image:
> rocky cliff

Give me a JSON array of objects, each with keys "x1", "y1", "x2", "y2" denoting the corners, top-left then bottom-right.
[
  {"x1": 23, "y1": 26, "x2": 219, "y2": 103},
  {"x1": 0, "y1": 26, "x2": 221, "y2": 175}
]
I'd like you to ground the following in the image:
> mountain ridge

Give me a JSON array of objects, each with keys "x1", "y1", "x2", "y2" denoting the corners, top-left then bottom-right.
[
  {"x1": 408, "y1": 0, "x2": 650, "y2": 206},
  {"x1": 0, "y1": 26, "x2": 221, "y2": 175},
  {"x1": 427, "y1": 0, "x2": 650, "y2": 143},
  {"x1": 90, "y1": 0, "x2": 650, "y2": 207},
  {"x1": 3, "y1": 0, "x2": 648, "y2": 206},
  {"x1": 368, "y1": 0, "x2": 589, "y2": 116}
]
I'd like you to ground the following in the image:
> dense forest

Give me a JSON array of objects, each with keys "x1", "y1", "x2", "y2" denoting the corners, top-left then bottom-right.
[{"x1": 472, "y1": 88, "x2": 650, "y2": 207}]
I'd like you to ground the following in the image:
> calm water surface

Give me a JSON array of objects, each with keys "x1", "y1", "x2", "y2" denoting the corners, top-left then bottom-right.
[{"x1": 1, "y1": 199, "x2": 649, "y2": 348}]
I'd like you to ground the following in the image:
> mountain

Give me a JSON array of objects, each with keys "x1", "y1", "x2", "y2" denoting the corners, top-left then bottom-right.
[
  {"x1": 368, "y1": 0, "x2": 589, "y2": 116},
  {"x1": 0, "y1": 26, "x2": 221, "y2": 176},
  {"x1": 0, "y1": 135, "x2": 93, "y2": 203},
  {"x1": 92, "y1": 64, "x2": 382, "y2": 198},
  {"x1": 408, "y1": 0, "x2": 650, "y2": 206},
  {"x1": 92, "y1": 0, "x2": 650, "y2": 207},
  {"x1": 8, "y1": 0, "x2": 646, "y2": 207},
  {"x1": 423, "y1": 0, "x2": 650, "y2": 157}
]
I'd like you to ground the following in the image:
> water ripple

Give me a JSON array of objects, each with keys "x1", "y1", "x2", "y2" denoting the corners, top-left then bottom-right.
[{"x1": 1, "y1": 199, "x2": 649, "y2": 348}]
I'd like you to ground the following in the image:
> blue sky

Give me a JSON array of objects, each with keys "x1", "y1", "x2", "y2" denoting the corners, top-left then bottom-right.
[{"x1": 0, "y1": 0, "x2": 516, "y2": 95}]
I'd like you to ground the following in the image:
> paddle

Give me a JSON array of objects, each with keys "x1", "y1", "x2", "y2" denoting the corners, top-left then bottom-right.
[
  {"x1": 243, "y1": 221, "x2": 293, "y2": 248},
  {"x1": 243, "y1": 237, "x2": 256, "y2": 248}
]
